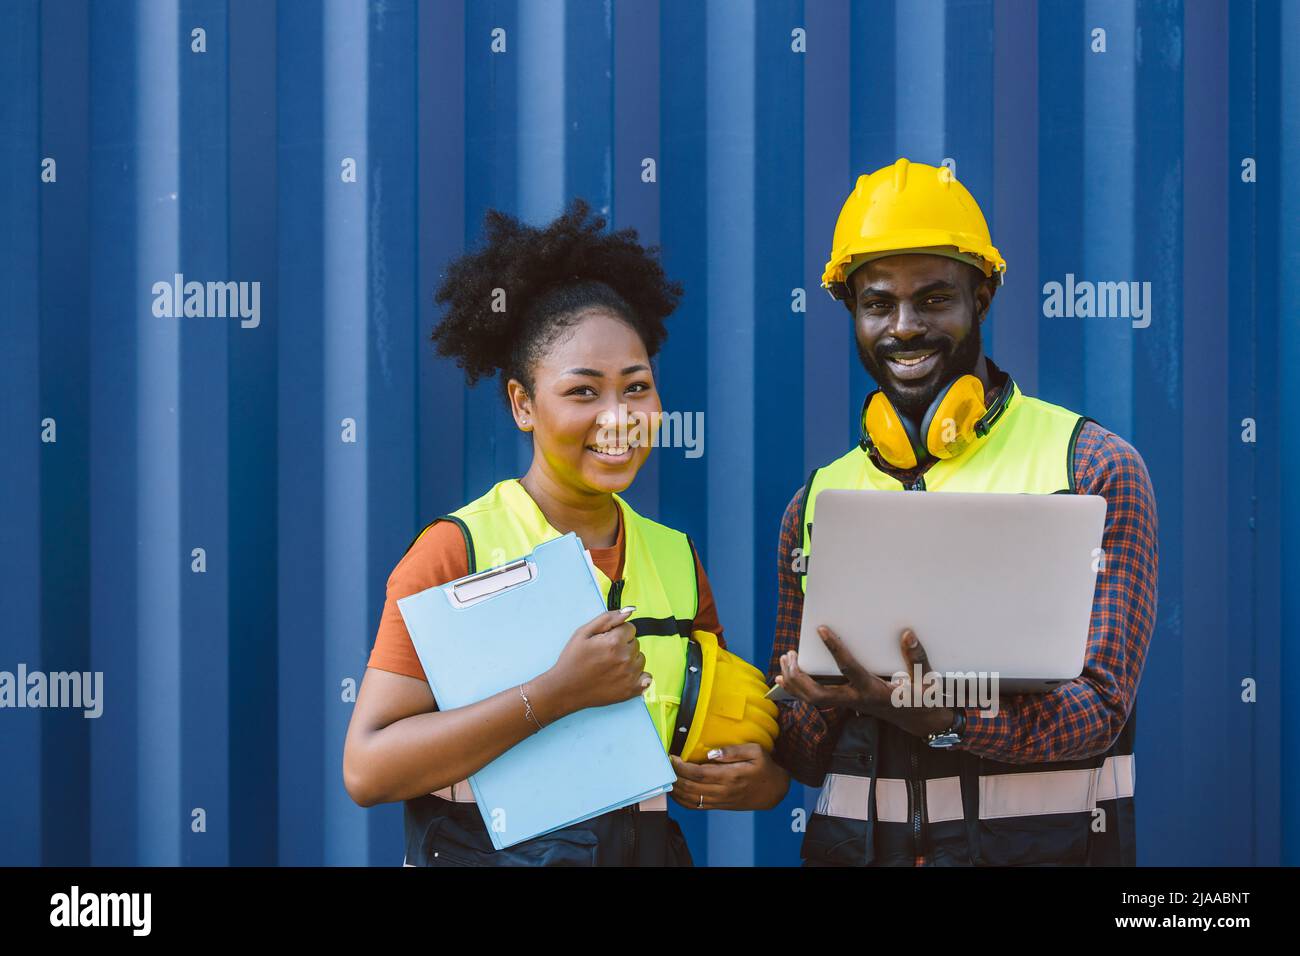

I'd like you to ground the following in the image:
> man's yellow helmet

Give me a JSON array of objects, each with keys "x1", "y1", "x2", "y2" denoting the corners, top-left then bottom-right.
[{"x1": 821, "y1": 157, "x2": 1006, "y2": 301}]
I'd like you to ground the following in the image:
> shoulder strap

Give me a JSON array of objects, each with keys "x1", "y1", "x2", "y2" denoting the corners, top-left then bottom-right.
[
  {"x1": 684, "y1": 534, "x2": 702, "y2": 623},
  {"x1": 402, "y1": 514, "x2": 476, "y2": 573},
  {"x1": 1066, "y1": 416, "x2": 1095, "y2": 494},
  {"x1": 797, "y1": 467, "x2": 820, "y2": 582}
]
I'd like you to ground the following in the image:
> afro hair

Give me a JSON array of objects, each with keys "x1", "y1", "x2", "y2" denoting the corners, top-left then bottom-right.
[{"x1": 431, "y1": 198, "x2": 684, "y2": 399}]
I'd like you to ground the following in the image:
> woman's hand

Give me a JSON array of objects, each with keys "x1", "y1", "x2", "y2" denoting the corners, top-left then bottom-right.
[
  {"x1": 346, "y1": 607, "x2": 646, "y2": 806},
  {"x1": 668, "y1": 744, "x2": 790, "y2": 811},
  {"x1": 534, "y1": 606, "x2": 649, "y2": 719}
]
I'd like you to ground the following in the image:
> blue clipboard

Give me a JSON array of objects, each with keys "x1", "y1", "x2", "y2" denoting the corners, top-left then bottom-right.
[{"x1": 396, "y1": 532, "x2": 675, "y2": 850}]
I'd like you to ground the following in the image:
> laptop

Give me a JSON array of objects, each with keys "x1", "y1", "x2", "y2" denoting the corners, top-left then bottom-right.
[{"x1": 796, "y1": 489, "x2": 1106, "y2": 695}]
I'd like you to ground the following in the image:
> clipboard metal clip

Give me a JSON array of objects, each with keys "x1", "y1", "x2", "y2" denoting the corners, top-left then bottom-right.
[{"x1": 446, "y1": 558, "x2": 537, "y2": 609}]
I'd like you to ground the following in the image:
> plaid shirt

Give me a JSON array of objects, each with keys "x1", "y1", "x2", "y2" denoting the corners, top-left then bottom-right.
[{"x1": 768, "y1": 411, "x2": 1159, "y2": 790}]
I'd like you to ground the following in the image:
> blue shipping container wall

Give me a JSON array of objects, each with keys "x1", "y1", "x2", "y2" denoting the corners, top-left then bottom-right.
[{"x1": 0, "y1": 0, "x2": 1295, "y2": 866}]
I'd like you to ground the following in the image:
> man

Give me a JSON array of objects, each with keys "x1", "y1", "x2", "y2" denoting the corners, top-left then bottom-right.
[{"x1": 770, "y1": 157, "x2": 1158, "y2": 866}]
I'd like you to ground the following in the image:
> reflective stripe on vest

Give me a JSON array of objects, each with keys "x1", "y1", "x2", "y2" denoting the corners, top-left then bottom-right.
[
  {"x1": 433, "y1": 780, "x2": 668, "y2": 812},
  {"x1": 817, "y1": 755, "x2": 1136, "y2": 824},
  {"x1": 799, "y1": 382, "x2": 1086, "y2": 592}
]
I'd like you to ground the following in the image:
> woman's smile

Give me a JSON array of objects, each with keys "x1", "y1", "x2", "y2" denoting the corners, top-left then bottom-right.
[{"x1": 585, "y1": 439, "x2": 634, "y2": 464}]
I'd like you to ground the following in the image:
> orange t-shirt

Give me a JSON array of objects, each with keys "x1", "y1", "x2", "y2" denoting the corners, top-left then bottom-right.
[{"x1": 366, "y1": 506, "x2": 725, "y2": 690}]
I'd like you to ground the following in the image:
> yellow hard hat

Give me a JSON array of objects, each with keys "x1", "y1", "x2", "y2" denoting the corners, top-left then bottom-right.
[
  {"x1": 673, "y1": 631, "x2": 779, "y2": 763},
  {"x1": 821, "y1": 157, "x2": 1006, "y2": 301}
]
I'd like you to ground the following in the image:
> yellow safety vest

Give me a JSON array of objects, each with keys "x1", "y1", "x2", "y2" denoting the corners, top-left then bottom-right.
[
  {"x1": 800, "y1": 381, "x2": 1086, "y2": 591},
  {"x1": 795, "y1": 377, "x2": 1137, "y2": 866},
  {"x1": 413, "y1": 478, "x2": 700, "y2": 752}
]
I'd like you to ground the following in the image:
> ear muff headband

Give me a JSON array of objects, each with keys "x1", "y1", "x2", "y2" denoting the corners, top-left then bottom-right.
[{"x1": 860, "y1": 373, "x2": 991, "y2": 468}]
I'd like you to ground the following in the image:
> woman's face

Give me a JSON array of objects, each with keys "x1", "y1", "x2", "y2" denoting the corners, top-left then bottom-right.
[{"x1": 509, "y1": 310, "x2": 661, "y2": 496}]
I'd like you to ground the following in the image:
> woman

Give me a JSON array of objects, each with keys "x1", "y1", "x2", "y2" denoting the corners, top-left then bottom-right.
[{"x1": 343, "y1": 199, "x2": 788, "y2": 866}]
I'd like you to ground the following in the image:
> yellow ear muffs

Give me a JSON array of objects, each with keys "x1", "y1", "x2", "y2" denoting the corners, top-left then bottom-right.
[
  {"x1": 862, "y1": 390, "x2": 920, "y2": 470},
  {"x1": 861, "y1": 374, "x2": 989, "y2": 467},
  {"x1": 919, "y1": 374, "x2": 987, "y2": 459}
]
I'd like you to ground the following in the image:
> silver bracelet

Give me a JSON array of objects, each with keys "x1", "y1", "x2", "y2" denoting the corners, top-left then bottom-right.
[{"x1": 519, "y1": 683, "x2": 544, "y2": 732}]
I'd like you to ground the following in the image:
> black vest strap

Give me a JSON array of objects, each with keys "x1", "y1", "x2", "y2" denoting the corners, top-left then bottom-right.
[{"x1": 403, "y1": 514, "x2": 476, "y2": 572}]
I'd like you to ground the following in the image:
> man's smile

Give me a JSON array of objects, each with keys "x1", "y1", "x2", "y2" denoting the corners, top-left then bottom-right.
[{"x1": 883, "y1": 347, "x2": 942, "y2": 381}]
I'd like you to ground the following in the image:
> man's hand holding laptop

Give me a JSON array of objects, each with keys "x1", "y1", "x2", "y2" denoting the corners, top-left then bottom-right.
[{"x1": 776, "y1": 625, "x2": 955, "y2": 739}]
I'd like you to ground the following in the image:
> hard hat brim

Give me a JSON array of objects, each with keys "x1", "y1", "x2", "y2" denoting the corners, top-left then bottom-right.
[{"x1": 822, "y1": 231, "x2": 1006, "y2": 293}]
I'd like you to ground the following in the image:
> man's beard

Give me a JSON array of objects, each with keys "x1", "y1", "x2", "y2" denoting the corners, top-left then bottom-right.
[{"x1": 858, "y1": 320, "x2": 983, "y2": 419}]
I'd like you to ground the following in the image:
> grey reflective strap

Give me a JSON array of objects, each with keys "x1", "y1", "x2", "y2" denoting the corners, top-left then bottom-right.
[
  {"x1": 815, "y1": 755, "x2": 1135, "y2": 824},
  {"x1": 817, "y1": 774, "x2": 910, "y2": 824},
  {"x1": 431, "y1": 780, "x2": 477, "y2": 803},
  {"x1": 980, "y1": 754, "x2": 1135, "y2": 819},
  {"x1": 1095, "y1": 753, "x2": 1135, "y2": 803},
  {"x1": 431, "y1": 780, "x2": 669, "y2": 811}
]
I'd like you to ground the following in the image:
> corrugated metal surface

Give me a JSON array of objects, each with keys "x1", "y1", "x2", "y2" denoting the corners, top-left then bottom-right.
[{"x1": 0, "y1": 0, "x2": 1293, "y2": 866}]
